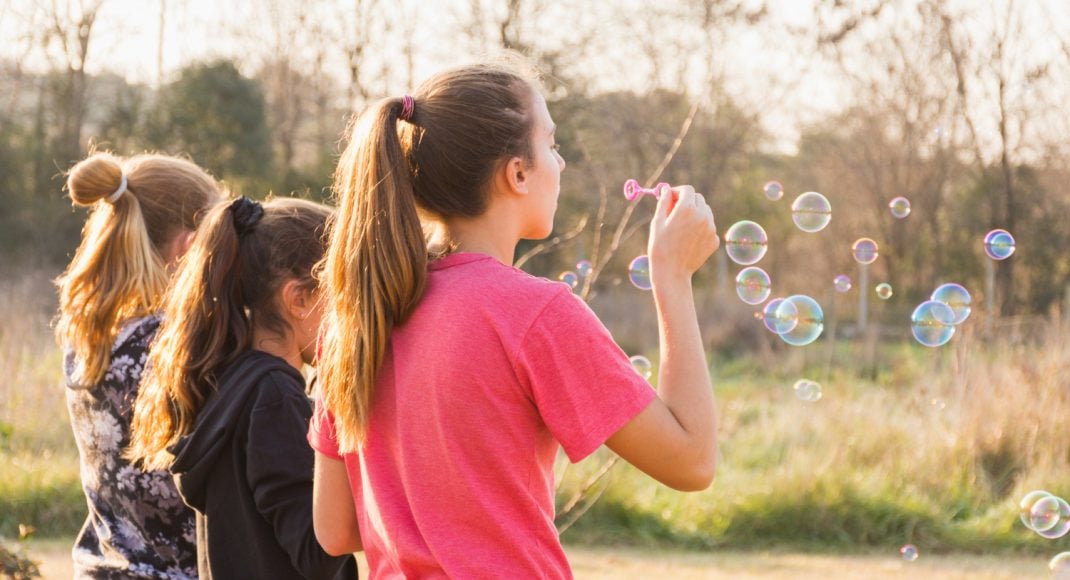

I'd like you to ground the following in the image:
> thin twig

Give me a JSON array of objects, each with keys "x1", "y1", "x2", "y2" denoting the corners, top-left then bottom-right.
[{"x1": 513, "y1": 214, "x2": 589, "y2": 269}]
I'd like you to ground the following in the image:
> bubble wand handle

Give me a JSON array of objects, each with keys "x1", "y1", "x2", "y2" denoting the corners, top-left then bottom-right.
[{"x1": 623, "y1": 179, "x2": 671, "y2": 201}]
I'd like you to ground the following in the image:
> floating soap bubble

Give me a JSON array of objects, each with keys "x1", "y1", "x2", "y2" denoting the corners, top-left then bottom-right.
[
  {"x1": 1030, "y1": 495, "x2": 1065, "y2": 533},
  {"x1": 875, "y1": 283, "x2": 893, "y2": 300},
  {"x1": 576, "y1": 259, "x2": 593, "y2": 278},
  {"x1": 724, "y1": 220, "x2": 768, "y2": 266},
  {"x1": 628, "y1": 255, "x2": 652, "y2": 290},
  {"x1": 900, "y1": 544, "x2": 919, "y2": 562},
  {"x1": 558, "y1": 271, "x2": 579, "y2": 289},
  {"x1": 622, "y1": 179, "x2": 670, "y2": 202},
  {"x1": 778, "y1": 295, "x2": 824, "y2": 346},
  {"x1": 763, "y1": 180, "x2": 784, "y2": 201},
  {"x1": 629, "y1": 355, "x2": 653, "y2": 381},
  {"x1": 791, "y1": 192, "x2": 832, "y2": 233},
  {"x1": 1020, "y1": 490, "x2": 1055, "y2": 530},
  {"x1": 833, "y1": 274, "x2": 852, "y2": 293},
  {"x1": 762, "y1": 298, "x2": 798, "y2": 335},
  {"x1": 931, "y1": 283, "x2": 971, "y2": 325},
  {"x1": 889, "y1": 196, "x2": 911, "y2": 219},
  {"x1": 910, "y1": 300, "x2": 956, "y2": 347},
  {"x1": 1050, "y1": 552, "x2": 1070, "y2": 576},
  {"x1": 851, "y1": 238, "x2": 879, "y2": 264},
  {"x1": 792, "y1": 379, "x2": 822, "y2": 402},
  {"x1": 983, "y1": 229, "x2": 1015, "y2": 260},
  {"x1": 1034, "y1": 496, "x2": 1070, "y2": 539},
  {"x1": 736, "y1": 267, "x2": 771, "y2": 305}
]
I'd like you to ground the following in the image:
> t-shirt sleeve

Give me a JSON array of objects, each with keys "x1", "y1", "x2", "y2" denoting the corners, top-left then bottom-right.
[
  {"x1": 307, "y1": 396, "x2": 343, "y2": 461},
  {"x1": 515, "y1": 290, "x2": 656, "y2": 463}
]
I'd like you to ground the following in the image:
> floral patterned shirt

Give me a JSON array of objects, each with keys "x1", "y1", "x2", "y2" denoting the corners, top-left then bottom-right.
[{"x1": 65, "y1": 315, "x2": 197, "y2": 579}]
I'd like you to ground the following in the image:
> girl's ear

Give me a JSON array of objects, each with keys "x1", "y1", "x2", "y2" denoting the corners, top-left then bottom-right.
[
  {"x1": 502, "y1": 155, "x2": 529, "y2": 196},
  {"x1": 280, "y1": 279, "x2": 313, "y2": 321}
]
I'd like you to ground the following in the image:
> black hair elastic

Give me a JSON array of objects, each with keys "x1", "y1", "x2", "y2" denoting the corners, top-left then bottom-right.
[{"x1": 230, "y1": 196, "x2": 264, "y2": 235}]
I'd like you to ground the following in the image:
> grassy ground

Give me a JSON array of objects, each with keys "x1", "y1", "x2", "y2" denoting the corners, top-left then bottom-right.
[{"x1": 4, "y1": 267, "x2": 1070, "y2": 571}]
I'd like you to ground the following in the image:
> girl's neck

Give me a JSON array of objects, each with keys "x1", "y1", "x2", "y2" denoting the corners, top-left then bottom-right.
[
  {"x1": 251, "y1": 327, "x2": 303, "y2": 371},
  {"x1": 444, "y1": 211, "x2": 519, "y2": 265}
]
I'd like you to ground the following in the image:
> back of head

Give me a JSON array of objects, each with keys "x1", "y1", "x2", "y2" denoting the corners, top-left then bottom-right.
[
  {"x1": 55, "y1": 151, "x2": 222, "y2": 386},
  {"x1": 319, "y1": 59, "x2": 542, "y2": 452},
  {"x1": 128, "y1": 196, "x2": 332, "y2": 469}
]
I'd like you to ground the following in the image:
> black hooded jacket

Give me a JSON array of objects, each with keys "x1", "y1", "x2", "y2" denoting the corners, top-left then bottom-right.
[{"x1": 169, "y1": 349, "x2": 358, "y2": 579}]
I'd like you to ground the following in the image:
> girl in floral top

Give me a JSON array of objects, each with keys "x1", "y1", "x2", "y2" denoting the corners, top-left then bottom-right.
[{"x1": 55, "y1": 151, "x2": 222, "y2": 578}]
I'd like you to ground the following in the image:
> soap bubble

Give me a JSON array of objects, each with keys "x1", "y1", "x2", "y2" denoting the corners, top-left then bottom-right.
[
  {"x1": 792, "y1": 379, "x2": 822, "y2": 402},
  {"x1": 1034, "y1": 496, "x2": 1070, "y2": 539},
  {"x1": 628, "y1": 255, "x2": 652, "y2": 290},
  {"x1": 736, "y1": 267, "x2": 772, "y2": 305},
  {"x1": 724, "y1": 220, "x2": 769, "y2": 266},
  {"x1": 983, "y1": 229, "x2": 1015, "y2": 260},
  {"x1": 778, "y1": 295, "x2": 824, "y2": 346},
  {"x1": 910, "y1": 300, "x2": 956, "y2": 347},
  {"x1": 875, "y1": 283, "x2": 893, "y2": 300},
  {"x1": 629, "y1": 355, "x2": 653, "y2": 381},
  {"x1": 762, "y1": 298, "x2": 798, "y2": 335},
  {"x1": 1049, "y1": 552, "x2": 1070, "y2": 576},
  {"x1": 833, "y1": 274, "x2": 852, "y2": 293},
  {"x1": 576, "y1": 259, "x2": 593, "y2": 277},
  {"x1": 1030, "y1": 495, "x2": 1065, "y2": 533},
  {"x1": 763, "y1": 180, "x2": 784, "y2": 201},
  {"x1": 931, "y1": 283, "x2": 971, "y2": 325},
  {"x1": 899, "y1": 544, "x2": 919, "y2": 562},
  {"x1": 558, "y1": 271, "x2": 579, "y2": 289},
  {"x1": 889, "y1": 197, "x2": 911, "y2": 219},
  {"x1": 851, "y1": 238, "x2": 879, "y2": 264},
  {"x1": 791, "y1": 192, "x2": 832, "y2": 233},
  {"x1": 1020, "y1": 490, "x2": 1055, "y2": 530}
]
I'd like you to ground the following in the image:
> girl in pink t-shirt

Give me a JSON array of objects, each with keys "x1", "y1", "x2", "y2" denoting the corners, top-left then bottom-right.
[{"x1": 311, "y1": 59, "x2": 720, "y2": 578}]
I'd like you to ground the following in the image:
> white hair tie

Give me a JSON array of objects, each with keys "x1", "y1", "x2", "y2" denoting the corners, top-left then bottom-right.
[{"x1": 106, "y1": 174, "x2": 128, "y2": 204}]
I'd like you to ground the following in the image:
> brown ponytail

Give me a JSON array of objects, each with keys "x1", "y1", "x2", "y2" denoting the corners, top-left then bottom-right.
[
  {"x1": 318, "y1": 62, "x2": 541, "y2": 452},
  {"x1": 128, "y1": 196, "x2": 332, "y2": 469},
  {"x1": 55, "y1": 152, "x2": 221, "y2": 386}
]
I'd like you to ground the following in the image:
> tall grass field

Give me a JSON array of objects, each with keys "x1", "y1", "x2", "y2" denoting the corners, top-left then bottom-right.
[{"x1": 3, "y1": 266, "x2": 1069, "y2": 562}]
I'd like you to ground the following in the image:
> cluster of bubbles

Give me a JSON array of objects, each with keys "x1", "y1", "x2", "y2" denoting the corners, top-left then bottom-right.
[
  {"x1": 792, "y1": 379, "x2": 822, "y2": 402},
  {"x1": 558, "y1": 259, "x2": 595, "y2": 292},
  {"x1": 1020, "y1": 491, "x2": 1070, "y2": 540},
  {"x1": 909, "y1": 283, "x2": 971, "y2": 348}
]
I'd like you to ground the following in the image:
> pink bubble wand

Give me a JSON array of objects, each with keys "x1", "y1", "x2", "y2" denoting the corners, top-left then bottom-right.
[{"x1": 622, "y1": 179, "x2": 671, "y2": 201}]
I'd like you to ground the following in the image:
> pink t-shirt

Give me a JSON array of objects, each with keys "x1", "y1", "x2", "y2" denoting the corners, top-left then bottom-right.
[{"x1": 308, "y1": 252, "x2": 655, "y2": 579}]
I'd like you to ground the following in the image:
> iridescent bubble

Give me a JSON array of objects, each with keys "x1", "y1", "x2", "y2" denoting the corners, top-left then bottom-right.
[
  {"x1": 889, "y1": 196, "x2": 911, "y2": 219},
  {"x1": 778, "y1": 295, "x2": 824, "y2": 346},
  {"x1": 558, "y1": 271, "x2": 579, "y2": 289},
  {"x1": 1050, "y1": 552, "x2": 1070, "y2": 575},
  {"x1": 900, "y1": 544, "x2": 919, "y2": 562},
  {"x1": 724, "y1": 220, "x2": 769, "y2": 266},
  {"x1": 1034, "y1": 496, "x2": 1070, "y2": 539},
  {"x1": 763, "y1": 180, "x2": 784, "y2": 201},
  {"x1": 875, "y1": 283, "x2": 893, "y2": 300},
  {"x1": 629, "y1": 355, "x2": 653, "y2": 381},
  {"x1": 736, "y1": 267, "x2": 772, "y2": 305},
  {"x1": 1030, "y1": 495, "x2": 1064, "y2": 533},
  {"x1": 791, "y1": 192, "x2": 832, "y2": 233},
  {"x1": 792, "y1": 379, "x2": 822, "y2": 402},
  {"x1": 931, "y1": 283, "x2": 971, "y2": 325},
  {"x1": 983, "y1": 229, "x2": 1016, "y2": 260},
  {"x1": 851, "y1": 238, "x2": 879, "y2": 265},
  {"x1": 1020, "y1": 490, "x2": 1054, "y2": 530},
  {"x1": 628, "y1": 255, "x2": 652, "y2": 290},
  {"x1": 910, "y1": 300, "x2": 956, "y2": 347},
  {"x1": 762, "y1": 298, "x2": 798, "y2": 335},
  {"x1": 576, "y1": 259, "x2": 593, "y2": 277},
  {"x1": 833, "y1": 274, "x2": 852, "y2": 293}
]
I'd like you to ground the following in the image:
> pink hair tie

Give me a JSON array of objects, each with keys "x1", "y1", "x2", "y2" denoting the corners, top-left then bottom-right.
[{"x1": 399, "y1": 95, "x2": 415, "y2": 121}]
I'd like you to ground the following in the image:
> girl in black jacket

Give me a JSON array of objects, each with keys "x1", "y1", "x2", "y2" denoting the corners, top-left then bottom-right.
[{"x1": 127, "y1": 196, "x2": 357, "y2": 580}]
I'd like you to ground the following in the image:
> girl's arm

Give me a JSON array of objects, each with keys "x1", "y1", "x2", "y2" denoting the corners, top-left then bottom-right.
[
  {"x1": 606, "y1": 186, "x2": 719, "y2": 491},
  {"x1": 313, "y1": 452, "x2": 362, "y2": 555}
]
